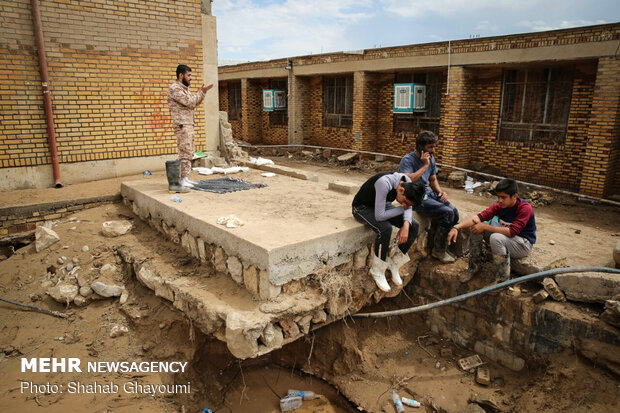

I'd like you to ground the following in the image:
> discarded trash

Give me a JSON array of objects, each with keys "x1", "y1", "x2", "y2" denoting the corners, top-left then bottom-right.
[
  {"x1": 458, "y1": 354, "x2": 484, "y2": 371},
  {"x1": 142, "y1": 170, "x2": 152, "y2": 176},
  {"x1": 192, "y1": 177, "x2": 266, "y2": 194},
  {"x1": 280, "y1": 395, "x2": 303, "y2": 412},
  {"x1": 193, "y1": 167, "x2": 214, "y2": 175},
  {"x1": 261, "y1": 172, "x2": 277, "y2": 177},
  {"x1": 392, "y1": 390, "x2": 405, "y2": 413},
  {"x1": 288, "y1": 390, "x2": 320, "y2": 400},
  {"x1": 170, "y1": 195, "x2": 182, "y2": 203},
  {"x1": 194, "y1": 150, "x2": 205, "y2": 157},
  {"x1": 216, "y1": 215, "x2": 245, "y2": 228},
  {"x1": 435, "y1": 361, "x2": 441, "y2": 369},
  {"x1": 249, "y1": 156, "x2": 275, "y2": 166},
  {"x1": 476, "y1": 366, "x2": 491, "y2": 386},
  {"x1": 202, "y1": 409, "x2": 213, "y2": 413},
  {"x1": 402, "y1": 397, "x2": 421, "y2": 407}
]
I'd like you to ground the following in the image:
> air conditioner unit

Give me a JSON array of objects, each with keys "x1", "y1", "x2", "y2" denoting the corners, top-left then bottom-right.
[
  {"x1": 263, "y1": 89, "x2": 286, "y2": 111},
  {"x1": 393, "y1": 83, "x2": 426, "y2": 113}
]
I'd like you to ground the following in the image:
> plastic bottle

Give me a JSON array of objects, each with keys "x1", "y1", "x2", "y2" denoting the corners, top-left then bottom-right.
[
  {"x1": 402, "y1": 397, "x2": 421, "y2": 407},
  {"x1": 170, "y1": 195, "x2": 182, "y2": 203},
  {"x1": 280, "y1": 395, "x2": 303, "y2": 412},
  {"x1": 287, "y1": 389, "x2": 320, "y2": 400},
  {"x1": 392, "y1": 390, "x2": 405, "y2": 413}
]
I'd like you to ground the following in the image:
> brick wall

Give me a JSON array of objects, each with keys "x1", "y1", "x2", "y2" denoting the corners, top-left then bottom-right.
[
  {"x1": 469, "y1": 63, "x2": 596, "y2": 191},
  {"x1": 0, "y1": 0, "x2": 205, "y2": 169},
  {"x1": 241, "y1": 78, "x2": 262, "y2": 144},
  {"x1": 306, "y1": 76, "x2": 354, "y2": 148},
  {"x1": 579, "y1": 57, "x2": 620, "y2": 197}
]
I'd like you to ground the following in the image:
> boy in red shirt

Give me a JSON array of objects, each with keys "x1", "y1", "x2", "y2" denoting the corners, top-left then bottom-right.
[{"x1": 447, "y1": 179, "x2": 536, "y2": 281}]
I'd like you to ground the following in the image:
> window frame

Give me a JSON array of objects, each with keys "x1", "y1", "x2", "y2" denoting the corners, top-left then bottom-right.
[
  {"x1": 498, "y1": 66, "x2": 574, "y2": 145},
  {"x1": 227, "y1": 81, "x2": 241, "y2": 121},
  {"x1": 323, "y1": 75, "x2": 353, "y2": 128},
  {"x1": 268, "y1": 79, "x2": 288, "y2": 127}
]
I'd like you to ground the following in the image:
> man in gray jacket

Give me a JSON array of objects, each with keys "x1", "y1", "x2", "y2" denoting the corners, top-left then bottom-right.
[{"x1": 352, "y1": 172, "x2": 426, "y2": 292}]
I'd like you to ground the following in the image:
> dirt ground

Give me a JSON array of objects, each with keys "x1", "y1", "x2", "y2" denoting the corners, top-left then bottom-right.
[{"x1": 0, "y1": 156, "x2": 618, "y2": 412}]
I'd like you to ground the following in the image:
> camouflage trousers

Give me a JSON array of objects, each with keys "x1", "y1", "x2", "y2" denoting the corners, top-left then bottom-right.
[{"x1": 174, "y1": 124, "x2": 195, "y2": 178}]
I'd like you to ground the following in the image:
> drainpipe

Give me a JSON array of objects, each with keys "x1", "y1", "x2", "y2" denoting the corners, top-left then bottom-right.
[{"x1": 31, "y1": 0, "x2": 62, "y2": 188}]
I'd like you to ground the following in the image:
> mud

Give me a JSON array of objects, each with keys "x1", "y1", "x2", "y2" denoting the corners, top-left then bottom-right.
[{"x1": 1, "y1": 157, "x2": 619, "y2": 412}]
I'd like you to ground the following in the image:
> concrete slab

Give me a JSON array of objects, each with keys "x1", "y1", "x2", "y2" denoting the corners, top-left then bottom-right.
[{"x1": 121, "y1": 169, "x2": 374, "y2": 288}]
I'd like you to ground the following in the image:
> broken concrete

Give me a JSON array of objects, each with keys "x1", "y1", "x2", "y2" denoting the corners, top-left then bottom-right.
[
  {"x1": 35, "y1": 226, "x2": 60, "y2": 252},
  {"x1": 555, "y1": 271, "x2": 620, "y2": 303},
  {"x1": 327, "y1": 181, "x2": 359, "y2": 195},
  {"x1": 542, "y1": 277, "x2": 566, "y2": 302},
  {"x1": 101, "y1": 220, "x2": 133, "y2": 237},
  {"x1": 511, "y1": 248, "x2": 567, "y2": 276}
]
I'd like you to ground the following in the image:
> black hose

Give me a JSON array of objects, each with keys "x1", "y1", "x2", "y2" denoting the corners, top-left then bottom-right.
[{"x1": 351, "y1": 266, "x2": 620, "y2": 319}]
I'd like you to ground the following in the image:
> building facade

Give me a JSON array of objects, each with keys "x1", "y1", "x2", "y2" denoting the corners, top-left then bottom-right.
[
  {"x1": 219, "y1": 24, "x2": 620, "y2": 198},
  {"x1": 0, "y1": 0, "x2": 218, "y2": 191}
]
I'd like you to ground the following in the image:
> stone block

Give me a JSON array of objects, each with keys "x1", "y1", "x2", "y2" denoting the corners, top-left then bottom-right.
[
  {"x1": 476, "y1": 367, "x2": 491, "y2": 386},
  {"x1": 279, "y1": 318, "x2": 300, "y2": 339},
  {"x1": 474, "y1": 340, "x2": 525, "y2": 371},
  {"x1": 296, "y1": 314, "x2": 313, "y2": 334},
  {"x1": 353, "y1": 247, "x2": 370, "y2": 269},
  {"x1": 227, "y1": 256, "x2": 243, "y2": 284},
  {"x1": 600, "y1": 298, "x2": 620, "y2": 328},
  {"x1": 511, "y1": 249, "x2": 567, "y2": 276},
  {"x1": 447, "y1": 171, "x2": 466, "y2": 188},
  {"x1": 214, "y1": 247, "x2": 227, "y2": 274},
  {"x1": 243, "y1": 265, "x2": 259, "y2": 296},
  {"x1": 336, "y1": 152, "x2": 359, "y2": 164},
  {"x1": 555, "y1": 272, "x2": 620, "y2": 303},
  {"x1": 196, "y1": 238, "x2": 207, "y2": 262},
  {"x1": 327, "y1": 181, "x2": 359, "y2": 195},
  {"x1": 311, "y1": 309, "x2": 327, "y2": 324},
  {"x1": 543, "y1": 278, "x2": 566, "y2": 302},
  {"x1": 259, "y1": 269, "x2": 281, "y2": 300},
  {"x1": 35, "y1": 226, "x2": 60, "y2": 252},
  {"x1": 533, "y1": 289, "x2": 549, "y2": 303}
]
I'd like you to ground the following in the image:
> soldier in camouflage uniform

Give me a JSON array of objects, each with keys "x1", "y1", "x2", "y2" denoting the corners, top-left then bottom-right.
[{"x1": 167, "y1": 64, "x2": 213, "y2": 188}]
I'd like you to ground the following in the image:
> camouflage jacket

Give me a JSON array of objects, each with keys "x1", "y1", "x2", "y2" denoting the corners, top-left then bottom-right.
[{"x1": 167, "y1": 80, "x2": 205, "y2": 126}]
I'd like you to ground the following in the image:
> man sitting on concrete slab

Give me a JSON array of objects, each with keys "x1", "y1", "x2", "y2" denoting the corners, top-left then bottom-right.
[
  {"x1": 398, "y1": 131, "x2": 460, "y2": 263},
  {"x1": 447, "y1": 178, "x2": 537, "y2": 282},
  {"x1": 352, "y1": 172, "x2": 426, "y2": 292}
]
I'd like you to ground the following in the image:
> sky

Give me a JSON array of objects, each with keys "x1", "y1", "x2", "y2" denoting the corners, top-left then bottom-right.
[{"x1": 213, "y1": 0, "x2": 619, "y2": 65}]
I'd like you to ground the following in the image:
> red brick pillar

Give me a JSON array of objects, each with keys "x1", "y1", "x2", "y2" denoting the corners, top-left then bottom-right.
[
  {"x1": 241, "y1": 78, "x2": 262, "y2": 144},
  {"x1": 439, "y1": 66, "x2": 474, "y2": 169},
  {"x1": 288, "y1": 74, "x2": 311, "y2": 145},
  {"x1": 579, "y1": 57, "x2": 620, "y2": 198},
  {"x1": 352, "y1": 71, "x2": 379, "y2": 152}
]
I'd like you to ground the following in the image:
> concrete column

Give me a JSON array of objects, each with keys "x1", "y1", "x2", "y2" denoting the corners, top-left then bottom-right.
[
  {"x1": 579, "y1": 57, "x2": 620, "y2": 198},
  {"x1": 352, "y1": 71, "x2": 378, "y2": 152},
  {"x1": 201, "y1": 0, "x2": 220, "y2": 155},
  {"x1": 288, "y1": 72, "x2": 310, "y2": 145},
  {"x1": 439, "y1": 66, "x2": 474, "y2": 169}
]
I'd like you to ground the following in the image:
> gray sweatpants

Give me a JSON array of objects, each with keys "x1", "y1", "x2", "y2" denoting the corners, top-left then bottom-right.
[{"x1": 472, "y1": 220, "x2": 532, "y2": 258}]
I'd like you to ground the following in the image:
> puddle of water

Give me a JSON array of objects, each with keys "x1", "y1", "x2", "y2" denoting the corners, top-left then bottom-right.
[{"x1": 220, "y1": 364, "x2": 354, "y2": 413}]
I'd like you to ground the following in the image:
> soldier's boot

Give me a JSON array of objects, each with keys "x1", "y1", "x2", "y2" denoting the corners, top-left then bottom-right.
[
  {"x1": 492, "y1": 253, "x2": 511, "y2": 282},
  {"x1": 431, "y1": 226, "x2": 456, "y2": 263},
  {"x1": 459, "y1": 235, "x2": 483, "y2": 282},
  {"x1": 166, "y1": 160, "x2": 190, "y2": 193}
]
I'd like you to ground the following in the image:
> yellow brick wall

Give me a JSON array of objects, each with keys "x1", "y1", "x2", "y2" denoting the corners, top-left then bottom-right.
[{"x1": 0, "y1": 0, "x2": 205, "y2": 169}]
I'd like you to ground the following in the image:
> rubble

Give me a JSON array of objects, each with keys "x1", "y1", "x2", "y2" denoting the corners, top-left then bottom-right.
[
  {"x1": 542, "y1": 277, "x2": 566, "y2": 302},
  {"x1": 101, "y1": 220, "x2": 133, "y2": 237},
  {"x1": 47, "y1": 283, "x2": 79, "y2": 304},
  {"x1": 555, "y1": 272, "x2": 620, "y2": 303},
  {"x1": 91, "y1": 281, "x2": 125, "y2": 297},
  {"x1": 35, "y1": 226, "x2": 60, "y2": 252}
]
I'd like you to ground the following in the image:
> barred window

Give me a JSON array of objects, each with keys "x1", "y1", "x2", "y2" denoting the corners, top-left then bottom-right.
[
  {"x1": 323, "y1": 76, "x2": 353, "y2": 128},
  {"x1": 498, "y1": 67, "x2": 573, "y2": 145},
  {"x1": 393, "y1": 72, "x2": 442, "y2": 135},
  {"x1": 269, "y1": 79, "x2": 288, "y2": 127},
  {"x1": 228, "y1": 81, "x2": 241, "y2": 121}
]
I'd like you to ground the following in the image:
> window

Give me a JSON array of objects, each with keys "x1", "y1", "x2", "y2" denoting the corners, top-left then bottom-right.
[
  {"x1": 393, "y1": 72, "x2": 442, "y2": 135},
  {"x1": 269, "y1": 79, "x2": 288, "y2": 127},
  {"x1": 498, "y1": 67, "x2": 573, "y2": 145},
  {"x1": 228, "y1": 81, "x2": 241, "y2": 120},
  {"x1": 323, "y1": 76, "x2": 353, "y2": 128}
]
